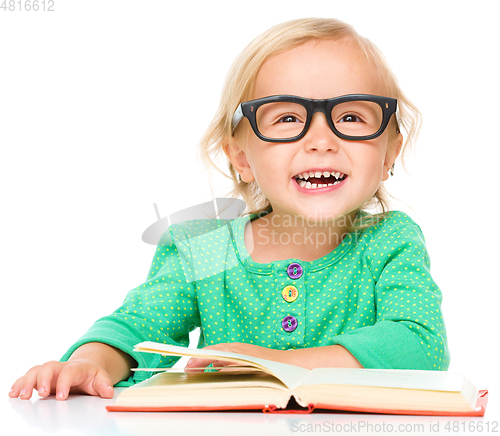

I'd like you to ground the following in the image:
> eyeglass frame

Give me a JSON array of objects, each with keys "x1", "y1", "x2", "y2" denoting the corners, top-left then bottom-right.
[{"x1": 231, "y1": 94, "x2": 398, "y2": 142}]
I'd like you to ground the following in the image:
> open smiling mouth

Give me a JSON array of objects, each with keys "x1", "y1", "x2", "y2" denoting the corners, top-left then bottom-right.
[{"x1": 293, "y1": 170, "x2": 348, "y2": 190}]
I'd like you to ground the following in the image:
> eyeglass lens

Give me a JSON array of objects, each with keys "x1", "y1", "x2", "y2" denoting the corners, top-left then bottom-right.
[{"x1": 255, "y1": 100, "x2": 383, "y2": 139}]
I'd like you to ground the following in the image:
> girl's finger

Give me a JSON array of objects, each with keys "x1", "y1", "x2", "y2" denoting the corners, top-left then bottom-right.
[
  {"x1": 93, "y1": 372, "x2": 114, "y2": 399},
  {"x1": 17, "y1": 365, "x2": 42, "y2": 400},
  {"x1": 9, "y1": 376, "x2": 25, "y2": 398},
  {"x1": 55, "y1": 364, "x2": 82, "y2": 400},
  {"x1": 184, "y1": 357, "x2": 213, "y2": 372},
  {"x1": 36, "y1": 361, "x2": 59, "y2": 397}
]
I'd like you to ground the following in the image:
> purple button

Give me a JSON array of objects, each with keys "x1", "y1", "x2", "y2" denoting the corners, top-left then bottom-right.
[
  {"x1": 287, "y1": 262, "x2": 303, "y2": 279},
  {"x1": 281, "y1": 315, "x2": 298, "y2": 332}
]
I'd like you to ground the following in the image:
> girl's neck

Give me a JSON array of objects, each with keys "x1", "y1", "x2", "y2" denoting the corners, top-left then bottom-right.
[{"x1": 245, "y1": 210, "x2": 358, "y2": 263}]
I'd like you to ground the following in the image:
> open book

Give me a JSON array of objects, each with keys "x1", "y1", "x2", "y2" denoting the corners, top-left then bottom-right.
[{"x1": 106, "y1": 342, "x2": 488, "y2": 415}]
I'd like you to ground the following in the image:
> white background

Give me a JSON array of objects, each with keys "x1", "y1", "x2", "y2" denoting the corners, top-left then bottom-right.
[{"x1": 1, "y1": 0, "x2": 499, "y2": 433}]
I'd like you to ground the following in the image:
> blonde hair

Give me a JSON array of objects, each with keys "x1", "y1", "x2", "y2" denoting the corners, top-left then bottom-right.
[{"x1": 199, "y1": 18, "x2": 421, "y2": 229}]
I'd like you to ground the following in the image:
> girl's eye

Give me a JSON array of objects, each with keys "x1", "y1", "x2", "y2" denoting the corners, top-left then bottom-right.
[
  {"x1": 278, "y1": 114, "x2": 300, "y2": 123},
  {"x1": 338, "y1": 114, "x2": 362, "y2": 123}
]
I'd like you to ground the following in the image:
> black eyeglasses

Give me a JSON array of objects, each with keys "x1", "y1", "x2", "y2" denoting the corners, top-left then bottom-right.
[{"x1": 231, "y1": 94, "x2": 398, "y2": 142}]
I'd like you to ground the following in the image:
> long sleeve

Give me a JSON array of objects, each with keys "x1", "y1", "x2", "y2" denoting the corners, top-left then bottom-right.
[
  {"x1": 60, "y1": 233, "x2": 200, "y2": 385},
  {"x1": 328, "y1": 218, "x2": 450, "y2": 370}
]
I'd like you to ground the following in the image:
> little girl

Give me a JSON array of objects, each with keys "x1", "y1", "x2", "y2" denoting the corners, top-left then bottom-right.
[{"x1": 10, "y1": 17, "x2": 449, "y2": 401}]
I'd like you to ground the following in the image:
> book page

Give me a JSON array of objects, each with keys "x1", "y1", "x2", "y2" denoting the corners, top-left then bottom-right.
[
  {"x1": 116, "y1": 371, "x2": 294, "y2": 409},
  {"x1": 301, "y1": 368, "x2": 466, "y2": 391},
  {"x1": 134, "y1": 341, "x2": 311, "y2": 389},
  {"x1": 132, "y1": 371, "x2": 290, "y2": 391}
]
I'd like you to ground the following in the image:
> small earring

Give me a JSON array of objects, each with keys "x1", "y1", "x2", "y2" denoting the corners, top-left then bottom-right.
[
  {"x1": 389, "y1": 163, "x2": 395, "y2": 177},
  {"x1": 238, "y1": 173, "x2": 242, "y2": 182}
]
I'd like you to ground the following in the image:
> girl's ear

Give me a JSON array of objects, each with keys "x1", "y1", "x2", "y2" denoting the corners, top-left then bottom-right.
[
  {"x1": 223, "y1": 137, "x2": 256, "y2": 183},
  {"x1": 382, "y1": 132, "x2": 403, "y2": 181}
]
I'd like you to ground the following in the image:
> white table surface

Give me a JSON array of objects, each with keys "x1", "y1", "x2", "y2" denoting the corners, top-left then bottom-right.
[{"x1": 4, "y1": 383, "x2": 499, "y2": 436}]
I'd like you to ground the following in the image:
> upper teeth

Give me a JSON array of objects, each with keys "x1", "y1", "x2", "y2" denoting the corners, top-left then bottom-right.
[{"x1": 295, "y1": 171, "x2": 345, "y2": 180}]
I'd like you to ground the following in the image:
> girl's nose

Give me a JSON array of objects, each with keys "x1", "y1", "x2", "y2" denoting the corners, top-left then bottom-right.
[{"x1": 302, "y1": 112, "x2": 340, "y2": 152}]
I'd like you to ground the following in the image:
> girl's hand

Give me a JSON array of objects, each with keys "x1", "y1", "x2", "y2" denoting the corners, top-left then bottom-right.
[
  {"x1": 184, "y1": 342, "x2": 286, "y2": 372},
  {"x1": 184, "y1": 343, "x2": 363, "y2": 371},
  {"x1": 9, "y1": 359, "x2": 115, "y2": 401}
]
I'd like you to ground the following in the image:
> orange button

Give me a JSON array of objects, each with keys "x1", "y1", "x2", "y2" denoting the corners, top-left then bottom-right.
[{"x1": 282, "y1": 285, "x2": 298, "y2": 303}]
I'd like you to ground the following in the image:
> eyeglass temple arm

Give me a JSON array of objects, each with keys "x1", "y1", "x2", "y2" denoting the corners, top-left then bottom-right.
[{"x1": 231, "y1": 104, "x2": 244, "y2": 132}]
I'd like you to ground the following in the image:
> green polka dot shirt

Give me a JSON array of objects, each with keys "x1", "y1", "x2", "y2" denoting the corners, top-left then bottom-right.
[{"x1": 61, "y1": 211, "x2": 450, "y2": 386}]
